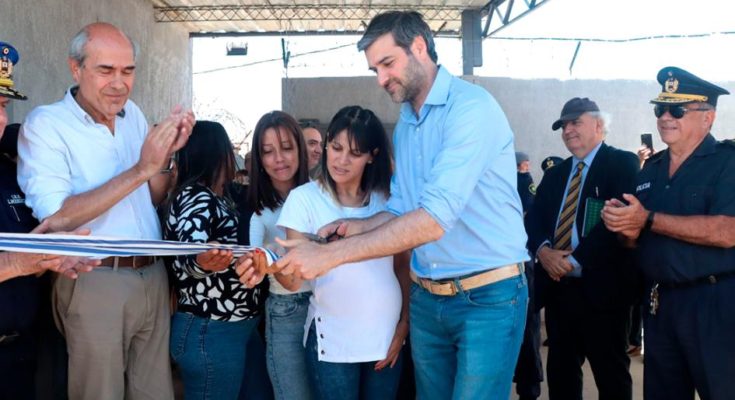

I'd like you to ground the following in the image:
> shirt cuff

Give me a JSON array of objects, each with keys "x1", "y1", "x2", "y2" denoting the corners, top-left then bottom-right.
[
  {"x1": 566, "y1": 255, "x2": 583, "y2": 277},
  {"x1": 535, "y1": 240, "x2": 551, "y2": 258}
]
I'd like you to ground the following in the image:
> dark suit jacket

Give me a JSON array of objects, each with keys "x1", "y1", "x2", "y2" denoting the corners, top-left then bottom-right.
[{"x1": 526, "y1": 142, "x2": 641, "y2": 310}]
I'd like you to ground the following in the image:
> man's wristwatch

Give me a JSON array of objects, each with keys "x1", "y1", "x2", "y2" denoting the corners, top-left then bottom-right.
[{"x1": 643, "y1": 210, "x2": 655, "y2": 231}]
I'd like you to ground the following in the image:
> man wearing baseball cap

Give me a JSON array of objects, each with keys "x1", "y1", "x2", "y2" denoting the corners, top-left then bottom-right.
[{"x1": 527, "y1": 97, "x2": 639, "y2": 400}]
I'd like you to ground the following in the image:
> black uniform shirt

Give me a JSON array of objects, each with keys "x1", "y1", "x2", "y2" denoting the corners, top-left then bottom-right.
[
  {"x1": 634, "y1": 134, "x2": 735, "y2": 283},
  {"x1": 0, "y1": 154, "x2": 40, "y2": 334},
  {"x1": 517, "y1": 172, "x2": 535, "y2": 213}
]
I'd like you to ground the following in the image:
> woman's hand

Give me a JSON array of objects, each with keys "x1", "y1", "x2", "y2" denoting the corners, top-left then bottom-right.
[
  {"x1": 374, "y1": 319, "x2": 409, "y2": 371},
  {"x1": 195, "y1": 244, "x2": 233, "y2": 272},
  {"x1": 235, "y1": 250, "x2": 267, "y2": 288}
]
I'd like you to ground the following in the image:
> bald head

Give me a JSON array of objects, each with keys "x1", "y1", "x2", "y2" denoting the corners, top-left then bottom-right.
[
  {"x1": 67, "y1": 22, "x2": 138, "y2": 125},
  {"x1": 69, "y1": 23, "x2": 138, "y2": 67}
]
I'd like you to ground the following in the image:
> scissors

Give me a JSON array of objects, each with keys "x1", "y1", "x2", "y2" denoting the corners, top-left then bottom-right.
[{"x1": 298, "y1": 229, "x2": 344, "y2": 244}]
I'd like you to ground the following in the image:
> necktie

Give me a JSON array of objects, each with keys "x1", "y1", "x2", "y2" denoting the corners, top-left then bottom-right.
[{"x1": 553, "y1": 162, "x2": 585, "y2": 250}]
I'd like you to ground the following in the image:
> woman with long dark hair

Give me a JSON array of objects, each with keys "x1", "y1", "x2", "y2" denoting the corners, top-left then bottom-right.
[
  {"x1": 163, "y1": 120, "x2": 262, "y2": 398},
  {"x1": 246, "y1": 111, "x2": 312, "y2": 400}
]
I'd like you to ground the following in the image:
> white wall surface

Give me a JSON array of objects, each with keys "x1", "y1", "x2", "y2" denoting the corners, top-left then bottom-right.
[{"x1": 0, "y1": 0, "x2": 191, "y2": 125}]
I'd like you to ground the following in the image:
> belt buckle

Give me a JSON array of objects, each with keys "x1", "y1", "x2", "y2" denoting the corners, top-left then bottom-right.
[{"x1": 425, "y1": 279, "x2": 457, "y2": 296}]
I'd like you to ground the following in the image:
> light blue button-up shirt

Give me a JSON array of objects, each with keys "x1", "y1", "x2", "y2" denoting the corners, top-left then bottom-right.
[
  {"x1": 556, "y1": 141, "x2": 603, "y2": 277},
  {"x1": 386, "y1": 66, "x2": 529, "y2": 280}
]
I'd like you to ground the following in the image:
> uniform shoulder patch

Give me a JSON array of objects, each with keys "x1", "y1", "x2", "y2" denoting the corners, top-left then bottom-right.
[{"x1": 529, "y1": 183, "x2": 536, "y2": 195}]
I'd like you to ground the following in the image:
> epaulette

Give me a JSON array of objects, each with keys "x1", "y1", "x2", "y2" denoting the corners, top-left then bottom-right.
[{"x1": 718, "y1": 138, "x2": 735, "y2": 149}]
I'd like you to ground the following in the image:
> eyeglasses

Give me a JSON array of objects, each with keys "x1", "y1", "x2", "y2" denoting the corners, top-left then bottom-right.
[{"x1": 654, "y1": 104, "x2": 711, "y2": 119}]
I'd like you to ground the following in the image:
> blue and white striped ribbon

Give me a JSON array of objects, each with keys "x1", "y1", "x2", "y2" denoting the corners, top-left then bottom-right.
[{"x1": 0, "y1": 233, "x2": 278, "y2": 264}]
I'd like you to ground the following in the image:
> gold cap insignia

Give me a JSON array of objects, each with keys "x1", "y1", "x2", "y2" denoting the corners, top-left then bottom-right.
[{"x1": 665, "y1": 74, "x2": 679, "y2": 94}]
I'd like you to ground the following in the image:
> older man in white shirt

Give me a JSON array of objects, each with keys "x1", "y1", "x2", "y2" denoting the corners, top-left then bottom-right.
[{"x1": 17, "y1": 22, "x2": 194, "y2": 400}]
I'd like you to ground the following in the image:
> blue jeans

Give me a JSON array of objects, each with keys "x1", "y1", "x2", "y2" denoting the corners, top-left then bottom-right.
[
  {"x1": 265, "y1": 292, "x2": 312, "y2": 400},
  {"x1": 170, "y1": 312, "x2": 259, "y2": 399},
  {"x1": 410, "y1": 273, "x2": 528, "y2": 400},
  {"x1": 304, "y1": 321, "x2": 403, "y2": 400}
]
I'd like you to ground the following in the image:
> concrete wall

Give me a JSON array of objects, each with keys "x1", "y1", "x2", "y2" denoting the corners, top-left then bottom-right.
[
  {"x1": 0, "y1": 0, "x2": 191, "y2": 125},
  {"x1": 284, "y1": 75, "x2": 735, "y2": 183}
]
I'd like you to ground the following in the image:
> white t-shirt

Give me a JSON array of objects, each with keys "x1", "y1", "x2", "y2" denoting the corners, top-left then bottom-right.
[
  {"x1": 250, "y1": 206, "x2": 310, "y2": 295},
  {"x1": 278, "y1": 181, "x2": 401, "y2": 363}
]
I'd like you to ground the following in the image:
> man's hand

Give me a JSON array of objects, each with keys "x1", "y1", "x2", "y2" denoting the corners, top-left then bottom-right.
[
  {"x1": 137, "y1": 107, "x2": 195, "y2": 178},
  {"x1": 273, "y1": 237, "x2": 339, "y2": 280},
  {"x1": 316, "y1": 218, "x2": 360, "y2": 241},
  {"x1": 24, "y1": 221, "x2": 101, "y2": 279},
  {"x1": 195, "y1": 246, "x2": 233, "y2": 272},
  {"x1": 536, "y1": 246, "x2": 574, "y2": 281},
  {"x1": 171, "y1": 107, "x2": 195, "y2": 153},
  {"x1": 602, "y1": 194, "x2": 648, "y2": 240}
]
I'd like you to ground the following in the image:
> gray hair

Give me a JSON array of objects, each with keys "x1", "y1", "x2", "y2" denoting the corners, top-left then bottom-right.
[
  {"x1": 68, "y1": 25, "x2": 139, "y2": 66},
  {"x1": 588, "y1": 111, "x2": 612, "y2": 135},
  {"x1": 357, "y1": 11, "x2": 438, "y2": 63}
]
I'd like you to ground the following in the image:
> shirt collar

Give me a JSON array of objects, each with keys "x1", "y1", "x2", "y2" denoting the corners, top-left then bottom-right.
[
  {"x1": 399, "y1": 64, "x2": 448, "y2": 122},
  {"x1": 573, "y1": 141, "x2": 603, "y2": 170},
  {"x1": 691, "y1": 133, "x2": 717, "y2": 158},
  {"x1": 650, "y1": 133, "x2": 717, "y2": 165},
  {"x1": 65, "y1": 86, "x2": 126, "y2": 125}
]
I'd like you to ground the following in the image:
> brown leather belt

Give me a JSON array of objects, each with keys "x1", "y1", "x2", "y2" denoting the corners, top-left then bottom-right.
[
  {"x1": 99, "y1": 256, "x2": 155, "y2": 269},
  {"x1": 410, "y1": 263, "x2": 523, "y2": 296}
]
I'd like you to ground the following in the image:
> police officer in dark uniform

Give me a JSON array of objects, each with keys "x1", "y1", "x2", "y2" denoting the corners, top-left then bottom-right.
[
  {"x1": 513, "y1": 151, "x2": 543, "y2": 400},
  {"x1": 541, "y1": 156, "x2": 563, "y2": 174},
  {"x1": 516, "y1": 151, "x2": 536, "y2": 214},
  {"x1": 0, "y1": 42, "x2": 97, "y2": 400},
  {"x1": 603, "y1": 66, "x2": 735, "y2": 400}
]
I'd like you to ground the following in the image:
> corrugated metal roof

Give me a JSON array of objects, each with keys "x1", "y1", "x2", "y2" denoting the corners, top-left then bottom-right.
[{"x1": 149, "y1": 0, "x2": 494, "y2": 36}]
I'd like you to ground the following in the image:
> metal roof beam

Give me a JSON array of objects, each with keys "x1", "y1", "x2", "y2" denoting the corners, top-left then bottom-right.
[
  {"x1": 154, "y1": 5, "x2": 465, "y2": 24},
  {"x1": 481, "y1": 0, "x2": 550, "y2": 38}
]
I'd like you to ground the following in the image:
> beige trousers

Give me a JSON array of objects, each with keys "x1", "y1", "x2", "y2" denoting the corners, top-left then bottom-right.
[{"x1": 53, "y1": 260, "x2": 173, "y2": 400}]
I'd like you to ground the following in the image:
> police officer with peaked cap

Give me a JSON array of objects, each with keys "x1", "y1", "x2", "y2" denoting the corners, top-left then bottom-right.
[
  {"x1": 541, "y1": 156, "x2": 563, "y2": 174},
  {"x1": 602, "y1": 66, "x2": 735, "y2": 400}
]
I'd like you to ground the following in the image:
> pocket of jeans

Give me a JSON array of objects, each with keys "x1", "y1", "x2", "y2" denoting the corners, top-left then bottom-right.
[
  {"x1": 464, "y1": 277, "x2": 520, "y2": 308},
  {"x1": 268, "y1": 298, "x2": 300, "y2": 318},
  {"x1": 409, "y1": 282, "x2": 420, "y2": 297},
  {"x1": 170, "y1": 313, "x2": 195, "y2": 361}
]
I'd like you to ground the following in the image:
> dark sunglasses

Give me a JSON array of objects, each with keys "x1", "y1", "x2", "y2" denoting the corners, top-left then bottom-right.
[{"x1": 654, "y1": 104, "x2": 711, "y2": 119}]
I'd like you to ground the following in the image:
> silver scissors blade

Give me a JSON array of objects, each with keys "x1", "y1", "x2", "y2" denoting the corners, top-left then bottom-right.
[{"x1": 299, "y1": 232, "x2": 328, "y2": 244}]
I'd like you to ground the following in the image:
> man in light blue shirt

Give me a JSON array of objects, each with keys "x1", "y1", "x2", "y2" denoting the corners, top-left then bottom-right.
[{"x1": 273, "y1": 11, "x2": 528, "y2": 399}]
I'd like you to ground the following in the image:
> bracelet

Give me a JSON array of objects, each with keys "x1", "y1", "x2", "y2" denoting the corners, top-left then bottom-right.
[{"x1": 644, "y1": 211, "x2": 655, "y2": 231}]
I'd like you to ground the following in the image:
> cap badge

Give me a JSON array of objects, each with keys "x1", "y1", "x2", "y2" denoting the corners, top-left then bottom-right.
[{"x1": 665, "y1": 73, "x2": 679, "y2": 94}]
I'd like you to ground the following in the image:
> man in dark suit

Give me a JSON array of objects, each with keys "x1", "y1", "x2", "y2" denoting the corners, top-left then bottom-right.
[{"x1": 526, "y1": 97, "x2": 639, "y2": 400}]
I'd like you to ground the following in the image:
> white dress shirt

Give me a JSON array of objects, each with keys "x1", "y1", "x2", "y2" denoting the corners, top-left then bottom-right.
[{"x1": 17, "y1": 87, "x2": 161, "y2": 239}]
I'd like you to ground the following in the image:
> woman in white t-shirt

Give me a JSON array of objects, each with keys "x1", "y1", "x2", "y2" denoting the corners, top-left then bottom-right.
[
  {"x1": 245, "y1": 111, "x2": 313, "y2": 400},
  {"x1": 277, "y1": 106, "x2": 409, "y2": 400}
]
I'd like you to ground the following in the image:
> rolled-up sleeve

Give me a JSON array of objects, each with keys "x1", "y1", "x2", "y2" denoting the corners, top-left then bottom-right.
[
  {"x1": 17, "y1": 113, "x2": 73, "y2": 220},
  {"x1": 418, "y1": 94, "x2": 508, "y2": 231},
  {"x1": 385, "y1": 172, "x2": 405, "y2": 216}
]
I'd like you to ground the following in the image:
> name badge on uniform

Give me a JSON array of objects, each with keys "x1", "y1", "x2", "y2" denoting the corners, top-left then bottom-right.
[
  {"x1": 6, "y1": 193, "x2": 25, "y2": 206},
  {"x1": 636, "y1": 182, "x2": 651, "y2": 193}
]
